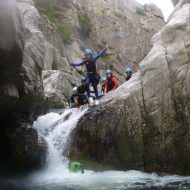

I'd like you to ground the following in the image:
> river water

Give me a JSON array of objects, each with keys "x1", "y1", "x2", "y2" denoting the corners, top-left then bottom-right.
[{"x1": 1, "y1": 107, "x2": 190, "y2": 190}]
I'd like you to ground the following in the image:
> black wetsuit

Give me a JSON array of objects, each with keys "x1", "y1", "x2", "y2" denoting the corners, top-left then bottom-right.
[
  {"x1": 126, "y1": 75, "x2": 132, "y2": 81},
  {"x1": 71, "y1": 48, "x2": 107, "y2": 99}
]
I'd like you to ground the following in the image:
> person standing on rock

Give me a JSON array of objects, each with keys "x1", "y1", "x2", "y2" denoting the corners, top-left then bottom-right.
[
  {"x1": 104, "y1": 70, "x2": 118, "y2": 93},
  {"x1": 70, "y1": 46, "x2": 108, "y2": 105},
  {"x1": 125, "y1": 67, "x2": 133, "y2": 81}
]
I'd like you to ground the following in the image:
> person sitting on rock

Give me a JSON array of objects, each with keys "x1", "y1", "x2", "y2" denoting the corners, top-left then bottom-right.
[
  {"x1": 69, "y1": 87, "x2": 79, "y2": 108},
  {"x1": 125, "y1": 67, "x2": 133, "y2": 81},
  {"x1": 77, "y1": 77, "x2": 89, "y2": 95},
  {"x1": 101, "y1": 77, "x2": 107, "y2": 95},
  {"x1": 78, "y1": 77, "x2": 95, "y2": 99},
  {"x1": 70, "y1": 46, "x2": 108, "y2": 105},
  {"x1": 104, "y1": 70, "x2": 118, "y2": 93},
  {"x1": 69, "y1": 86, "x2": 88, "y2": 108}
]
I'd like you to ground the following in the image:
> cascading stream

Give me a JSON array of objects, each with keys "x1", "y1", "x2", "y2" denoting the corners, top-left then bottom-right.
[
  {"x1": 1, "y1": 106, "x2": 190, "y2": 190},
  {"x1": 33, "y1": 107, "x2": 88, "y2": 174}
]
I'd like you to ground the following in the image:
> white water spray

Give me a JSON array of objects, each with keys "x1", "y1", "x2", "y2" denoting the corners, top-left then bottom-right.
[
  {"x1": 33, "y1": 107, "x2": 88, "y2": 178},
  {"x1": 20, "y1": 107, "x2": 190, "y2": 190}
]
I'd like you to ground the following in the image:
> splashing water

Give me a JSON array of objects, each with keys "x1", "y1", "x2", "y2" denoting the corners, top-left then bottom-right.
[
  {"x1": 33, "y1": 107, "x2": 88, "y2": 175},
  {"x1": 1, "y1": 106, "x2": 190, "y2": 190}
]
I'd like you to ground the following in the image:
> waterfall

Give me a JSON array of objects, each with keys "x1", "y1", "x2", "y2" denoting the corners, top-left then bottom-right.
[
  {"x1": 33, "y1": 107, "x2": 88, "y2": 175},
  {"x1": 1, "y1": 106, "x2": 190, "y2": 190}
]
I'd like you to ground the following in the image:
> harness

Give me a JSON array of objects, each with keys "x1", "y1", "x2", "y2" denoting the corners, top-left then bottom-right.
[{"x1": 85, "y1": 59, "x2": 97, "y2": 74}]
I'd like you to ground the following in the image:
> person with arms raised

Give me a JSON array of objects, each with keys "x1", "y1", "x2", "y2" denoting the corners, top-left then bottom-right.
[{"x1": 70, "y1": 46, "x2": 108, "y2": 105}]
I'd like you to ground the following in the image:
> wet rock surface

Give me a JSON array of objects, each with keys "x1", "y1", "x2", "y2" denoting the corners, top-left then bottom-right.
[
  {"x1": 0, "y1": 0, "x2": 47, "y2": 173},
  {"x1": 69, "y1": 3, "x2": 190, "y2": 175},
  {"x1": 32, "y1": 0, "x2": 165, "y2": 107},
  {"x1": 73, "y1": 0, "x2": 165, "y2": 81}
]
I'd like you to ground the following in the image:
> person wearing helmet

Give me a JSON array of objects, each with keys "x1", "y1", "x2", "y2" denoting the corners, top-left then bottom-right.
[
  {"x1": 104, "y1": 70, "x2": 118, "y2": 93},
  {"x1": 76, "y1": 77, "x2": 90, "y2": 104},
  {"x1": 69, "y1": 87, "x2": 79, "y2": 108},
  {"x1": 69, "y1": 78, "x2": 92, "y2": 108},
  {"x1": 77, "y1": 77, "x2": 94, "y2": 95},
  {"x1": 125, "y1": 67, "x2": 133, "y2": 81},
  {"x1": 69, "y1": 85, "x2": 88, "y2": 108},
  {"x1": 70, "y1": 45, "x2": 108, "y2": 104},
  {"x1": 101, "y1": 77, "x2": 107, "y2": 95},
  {"x1": 77, "y1": 77, "x2": 87, "y2": 94}
]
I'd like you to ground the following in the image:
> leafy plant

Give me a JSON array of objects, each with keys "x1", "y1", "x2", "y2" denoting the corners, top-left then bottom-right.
[
  {"x1": 102, "y1": 55, "x2": 115, "y2": 69},
  {"x1": 34, "y1": 0, "x2": 74, "y2": 44},
  {"x1": 57, "y1": 22, "x2": 73, "y2": 43},
  {"x1": 97, "y1": 8, "x2": 106, "y2": 15},
  {"x1": 45, "y1": 9, "x2": 73, "y2": 44},
  {"x1": 113, "y1": 11, "x2": 127, "y2": 20},
  {"x1": 46, "y1": 9, "x2": 60, "y2": 22},
  {"x1": 34, "y1": 0, "x2": 60, "y2": 12},
  {"x1": 78, "y1": 15, "x2": 91, "y2": 36}
]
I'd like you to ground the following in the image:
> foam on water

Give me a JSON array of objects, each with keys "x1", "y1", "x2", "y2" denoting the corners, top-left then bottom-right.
[
  {"x1": 2, "y1": 106, "x2": 190, "y2": 190},
  {"x1": 33, "y1": 107, "x2": 88, "y2": 175}
]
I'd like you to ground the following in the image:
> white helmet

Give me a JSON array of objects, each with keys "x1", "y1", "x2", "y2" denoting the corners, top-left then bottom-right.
[{"x1": 73, "y1": 87, "x2": 77, "y2": 93}]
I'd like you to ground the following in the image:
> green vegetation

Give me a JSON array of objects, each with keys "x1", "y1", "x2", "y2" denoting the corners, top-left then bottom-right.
[
  {"x1": 78, "y1": 15, "x2": 91, "y2": 36},
  {"x1": 45, "y1": 9, "x2": 73, "y2": 44},
  {"x1": 97, "y1": 8, "x2": 106, "y2": 15},
  {"x1": 57, "y1": 22, "x2": 73, "y2": 44},
  {"x1": 136, "y1": 7, "x2": 146, "y2": 16},
  {"x1": 46, "y1": 8, "x2": 60, "y2": 22},
  {"x1": 33, "y1": 0, "x2": 60, "y2": 12},
  {"x1": 102, "y1": 55, "x2": 115, "y2": 69},
  {"x1": 34, "y1": 0, "x2": 73, "y2": 44},
  {"x1": 113, "y1": 11, "x2": 127, "y2": 20}
]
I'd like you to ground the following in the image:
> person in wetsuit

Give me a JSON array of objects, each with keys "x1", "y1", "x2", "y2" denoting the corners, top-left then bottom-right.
[
  {"x1": 70, "y1": 47, "x2": 108, "y2": 104},
  {"x1": 69, "y1": 87, "x2": 79, "y2": 108},
  {"x1": 100, "y1": 77, "x2": 107, "y2": 95},
  {"x1": 125, "y1": 67, "x2": 133, "y2": 81},
  {"x1": 104, "y1": 70, "x2": 118, "y2": 93},
  {"x1": 69, "y1": 78, "x2": 90, "y2": 108}
]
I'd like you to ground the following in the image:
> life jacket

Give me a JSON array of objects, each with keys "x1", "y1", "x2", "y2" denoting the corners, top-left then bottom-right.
[
  {"x1": 106, "y1": 76, "x2": 118, "y2": 92},
  {"x1": 126, "y1": 74, "x2": 132, "y2": 81},
  {"x1": 84, "y1": 59, "x2": 97, "y2": 74}
]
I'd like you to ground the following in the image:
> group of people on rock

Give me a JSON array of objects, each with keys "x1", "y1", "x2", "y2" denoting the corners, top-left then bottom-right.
[{"x1": 68, "y1": 46, "x2": 133, "y2": 108}]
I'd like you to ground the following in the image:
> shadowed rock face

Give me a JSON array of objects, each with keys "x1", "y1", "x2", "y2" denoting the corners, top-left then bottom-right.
[
  {"x1": 172, "y1": 0, "x2": 190, "y2": 7},
  {"x1": 0, "y1": 0, "x2": 47, "y2": 173},
  {"x1": 0, "y1": 0, "x2": 25, "y2": 117},
  {"x1": 172, "y1": 0, "x2": 180, "y2": 6},
  {"x1": 69, "y1": 3, "x2": 190, "y2": 175}
]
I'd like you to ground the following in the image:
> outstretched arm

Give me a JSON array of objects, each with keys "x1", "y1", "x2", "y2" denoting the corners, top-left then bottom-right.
[
  {"x1": 93, "y1": 48, "x2": 107, "y2": 61},
  {"x1": 70, "y1": 61, "x2": 86, "y2": 67}
]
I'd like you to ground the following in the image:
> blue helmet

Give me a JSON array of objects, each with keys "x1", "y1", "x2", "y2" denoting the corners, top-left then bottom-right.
[
  {"x1": 102, "y1": 77, "x2": 107, "y2": 81},
  {"x1": 84, "y1": 49, "x2": 93, "y2": 55},
  {"x1": 106, "y1": 69, "x2": 112, "y2": 75},
  {"x1": 125, "y1": 67, "x2": 133, "y2": 73}
]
